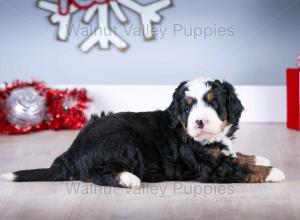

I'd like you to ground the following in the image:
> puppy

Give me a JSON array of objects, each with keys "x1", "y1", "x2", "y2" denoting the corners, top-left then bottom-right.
[{"x1": 2, "y1": 79, "x2": 285, "y2": 187}]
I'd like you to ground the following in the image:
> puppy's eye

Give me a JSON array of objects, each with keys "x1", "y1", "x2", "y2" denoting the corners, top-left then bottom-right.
[
  {"x1": 184, "y1": 106, "x2": 192, "y2": 113},
  {"x1": 211, "y1": 101, "x2": 219, "y2": 109}
]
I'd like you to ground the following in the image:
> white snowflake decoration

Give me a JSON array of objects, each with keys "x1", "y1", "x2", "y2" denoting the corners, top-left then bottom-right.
[{"x1": 38, "y1": 0, "x2": 172, "y2": 52}]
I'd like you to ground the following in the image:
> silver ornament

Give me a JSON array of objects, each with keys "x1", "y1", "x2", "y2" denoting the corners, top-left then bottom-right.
[{"x1": 5, "y1": 87, "x2": 46, "y2": 128}]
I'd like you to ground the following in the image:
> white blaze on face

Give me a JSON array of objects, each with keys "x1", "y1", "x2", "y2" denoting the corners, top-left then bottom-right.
[{"x1": 185, "y1": 78, "x2": 225, "y2": 142}]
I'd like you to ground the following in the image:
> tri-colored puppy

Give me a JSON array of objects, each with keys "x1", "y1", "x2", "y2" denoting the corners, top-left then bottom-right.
[{"x1": 2, "y1": 79, "x2": 285, "y2": 187}]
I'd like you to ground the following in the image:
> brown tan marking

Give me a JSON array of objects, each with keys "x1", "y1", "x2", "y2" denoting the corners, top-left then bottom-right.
[
  {"x1": 207, "y1": 147, "x2": 223, "y2": 159},
  {"x1": 204, "y1": 148, "x2": 273, "y2": 183},
  {"x1": 185, "y1": 97, "x2": 193, "y2": 106},
  {"x1": 235, "y1": 152, "x2": 256, "y2": 165},
  {"x1": 207, "y1": 92, "x2": 214, "y2": 102},
  {"x1": 205, "y1": 149, "x2": 261, "y2": 167},
  {"x1": 246, "y1": 165, "x2": 272, "y2": 183},
  {"x1": 234, "y1": 153, "x2": 273, "y2": 183}
]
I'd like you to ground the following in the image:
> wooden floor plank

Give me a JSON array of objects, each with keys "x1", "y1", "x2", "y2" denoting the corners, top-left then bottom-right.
[{"x1": 0, "y1": 123, "x2": 299, "y2": 220}]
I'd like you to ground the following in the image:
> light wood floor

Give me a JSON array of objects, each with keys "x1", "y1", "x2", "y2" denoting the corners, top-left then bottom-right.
[{"x1": 0, "y1": 123, "x2": 300, "y2": 220}]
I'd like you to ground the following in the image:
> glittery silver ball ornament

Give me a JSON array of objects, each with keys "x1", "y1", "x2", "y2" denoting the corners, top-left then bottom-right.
[{"x1": 5, "y1": 87, "x2": 46, "y2": 128}]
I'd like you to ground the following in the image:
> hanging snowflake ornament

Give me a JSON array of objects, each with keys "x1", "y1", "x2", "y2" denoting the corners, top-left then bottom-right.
[{"x1": 37, "y1": 0, "x2": 172, "y2": 52}]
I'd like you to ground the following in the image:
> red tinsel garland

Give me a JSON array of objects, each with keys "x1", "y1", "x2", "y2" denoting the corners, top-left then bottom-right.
[{"x1": 0, "y1": 81, "x2": 92, "y2": 135}]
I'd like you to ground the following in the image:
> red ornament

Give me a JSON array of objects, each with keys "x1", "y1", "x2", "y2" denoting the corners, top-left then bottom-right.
[
  {"x1": 0, "y1": 81, "x2": 92, "y2": 135},
  {"x1": 58, "y1": 0, "x2": 113, "y2": 15}
]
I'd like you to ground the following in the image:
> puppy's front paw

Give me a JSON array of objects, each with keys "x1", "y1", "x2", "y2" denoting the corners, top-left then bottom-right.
[
  {"x1": 255, "y1": 155, "x2": 271, "y2": 166},
  {"x1": 118, "y1": 172, "x2": 141, "y2": 188},
  {"x1": 265, "y1": 168, "x2": 286, "y2": 183}
]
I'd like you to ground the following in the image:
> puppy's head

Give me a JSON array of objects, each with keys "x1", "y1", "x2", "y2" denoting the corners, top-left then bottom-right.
[{"x1": 168, "y1": 78, "x2": 244, "y2": 142}]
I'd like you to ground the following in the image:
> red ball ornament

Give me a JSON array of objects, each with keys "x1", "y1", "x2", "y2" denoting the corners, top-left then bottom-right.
[{"x1": 0, "y1": 81, "x2": 92, "y2": 135}]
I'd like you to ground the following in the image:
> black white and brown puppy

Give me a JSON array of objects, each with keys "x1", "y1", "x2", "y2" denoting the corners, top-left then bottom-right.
[{"x1": 2, "y1": 79, "x2": 285, "y2": 187}]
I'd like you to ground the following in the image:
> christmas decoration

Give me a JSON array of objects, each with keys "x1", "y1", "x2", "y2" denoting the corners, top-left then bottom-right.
[
  {"x1": 37, "y1": 0, "x2": 172, "y2": 52},
  {"x1": 287, "y1": 55, "x2": 300, "y2": 131},
  {"x1": 5, "y1": 87, "x2": 46, "y2": 128},
  {"x1": 0, "y1": 81, "x2": 91, "y2": 135}
]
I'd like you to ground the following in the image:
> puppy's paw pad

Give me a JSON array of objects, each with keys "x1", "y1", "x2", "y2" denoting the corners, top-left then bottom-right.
[
  {"x1": 255, "y1": 156, "x2": 271, "y2": 166},
  {"x1": 266, "y1": 168, "x2": 286, "y2": 183},
  {"x1": 118, "y1": 172, "x2": 141, "y2": 188}
]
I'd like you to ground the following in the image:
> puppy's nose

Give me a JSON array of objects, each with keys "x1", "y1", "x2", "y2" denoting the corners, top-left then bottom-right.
[{"x1": 196, "y1": 120, "x2": 204, "y2": 129}]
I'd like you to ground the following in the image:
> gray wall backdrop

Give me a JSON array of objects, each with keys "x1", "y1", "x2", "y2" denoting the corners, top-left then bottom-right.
[{"x1": 0, "y1": 0, "x2": 299, "y2": 85}]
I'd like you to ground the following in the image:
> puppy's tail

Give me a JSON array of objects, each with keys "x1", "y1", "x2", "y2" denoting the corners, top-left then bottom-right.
[{"x1": 2, "y1": 166, "x2": 68, "y2": 182}]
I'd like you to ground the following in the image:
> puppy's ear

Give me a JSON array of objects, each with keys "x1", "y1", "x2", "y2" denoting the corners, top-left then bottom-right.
[
  {"x1": 222, "y1": 81, "x2": 244, "y2": 126},
  {"x1": 168, "y1": 81, "x2": 187, "y2": 128}
]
